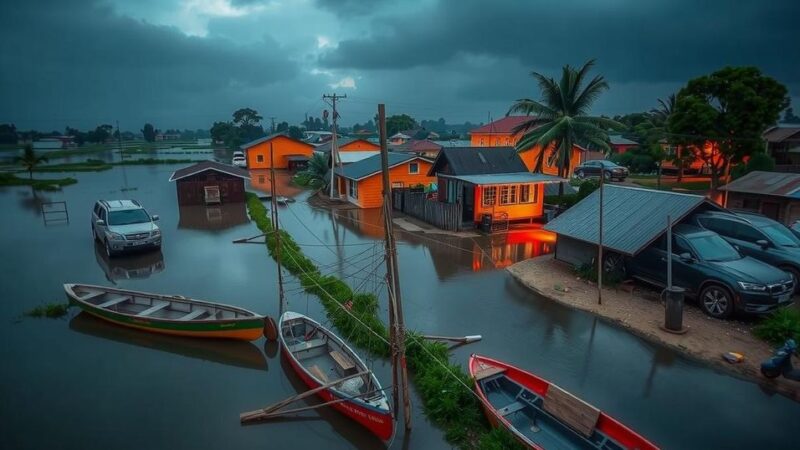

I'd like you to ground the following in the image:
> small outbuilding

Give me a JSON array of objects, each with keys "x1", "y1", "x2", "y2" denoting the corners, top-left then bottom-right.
[
  {"x1": 719, "y1": 170, "x2": 800, "y2": 224},
  {"x1": 169, "y1": 161, "x2": 250, "y2": 206},
  {"x1": 544, "y1": 185, "x2": 723, "y2": 267}
]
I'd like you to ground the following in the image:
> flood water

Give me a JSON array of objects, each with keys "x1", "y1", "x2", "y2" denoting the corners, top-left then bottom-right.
[{"x1": 1, "y1": 165, "x2": 798, "y2": 449}]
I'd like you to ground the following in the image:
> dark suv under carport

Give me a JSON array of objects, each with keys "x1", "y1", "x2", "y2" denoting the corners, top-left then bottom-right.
[{"x1": 626, "y1": 224, "x2": 794, "y2": 319}]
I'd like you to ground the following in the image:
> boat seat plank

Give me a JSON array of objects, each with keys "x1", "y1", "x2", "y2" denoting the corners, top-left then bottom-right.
[
  {"x1": 330, "y1": 350, "x2": 355, "y2": 372},
  {"x1": 98, "y1": 295, "x2": 131, "y2": 309},
  {"x1": 543, "y1": 384, "x2": 600, "y2": 438},
  {"x1": 80, "y1": 291, "x2": 106, "y2": 303},
  {"x1": 498, "y1": 401, "x2": 526, "y2": 417},
  {"x1": 178, "y1": 308, "x2": 209, "y2": 321},
  {"x1": 137, "y1": 302, "x2": 170, "y2": 317},
  {"x1": 288, "y1": 338, "x2": 326, "y2": 353},
  {"x1": 309, "y1": 364, "x2": 329, "y2": 383},
  {"x1": 474, "y1": 366, "x2": 506, "y2": 381}
]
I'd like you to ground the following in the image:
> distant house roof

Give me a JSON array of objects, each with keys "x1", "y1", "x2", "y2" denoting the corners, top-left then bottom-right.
[
  {"x1": 336, "y1": 151, "x2": 380, "y2": 164},
  {"x1": 763, "y1": 125, "x2": 800, "y2": 143},
  {"x1": 719, "y1": 171, "x2": 800, "y2": 198},
  {"x1": 389, "y1": 132, "x2": 412, "y2": 140},
  {"x1": 609, "y1": 135, "x2": 639, "y2": 146},
  {"x1": 392, "y1": 139, "x2": 443, "y2": 153},
  {"x1": 544, "y1": 185, "x2": 722, "y2": 256},
  {"x1": 427, "y1": 146, "x2": 528, "y2": 176},
  {"x1": 169, "y1": 161, "x2": 250, "y2": 182},
  {"x1": 439, "y1": 172, "x2": 564, "y2": 186},
  {"x1": 239, "y1": 133, "x2": 315, "y2": 150},
  {"x1": 335, "y1": 153, "x2": 426, "y2": 181},
  {"x1": 469, "y1": 116, "x2": 531, "y2": 135},
  {"x1": 314, "y1": 138, "x2": 378, "y2": 153}
]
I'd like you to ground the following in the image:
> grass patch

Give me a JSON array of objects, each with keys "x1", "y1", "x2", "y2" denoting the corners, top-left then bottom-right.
[
  {"x1": 574, "y1": 262, "x2": 623, "y2": 286},
  {"x1": 0, "y1": 173, "x2": 77, "y2": 190},
  {"x1": 113, "y1": 158, "x2": 195, "y2": 166},
  {"x1": 292, "y1": 172, "x2": 324, "y2": 188},
  {"x1": 245, "y1": 193, "x2": 522, "y2": 449},
  {"x1": 30, "y1": 159, "x2": 112, "y2": 172},
  {"x1": 25, "y1": 302, "x2": 72, "y2": 318},
  {"x1": 754, "y1": 308, "x2": 800, "y2": 345}
]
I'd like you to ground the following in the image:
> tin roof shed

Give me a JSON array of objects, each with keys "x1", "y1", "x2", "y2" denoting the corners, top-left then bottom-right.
[{"x1": 719, "y1": 171, "x2": 800, "y2": 198}]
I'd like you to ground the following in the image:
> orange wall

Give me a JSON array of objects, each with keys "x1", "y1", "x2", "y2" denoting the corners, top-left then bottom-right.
[
  {"x1": 470, "y1": 132, "x2": 582, "y2": 176},
  {"x1": 245, "y1": 136, "x2": 314, "y2": 169},
  {"x1": 340, "y1": 140, "x2": 380, "y2": 152},
  {"x1": 339, "y1": 159, "x2": 435, "y2": 209},
  {"x1": 472, "y1": 183, "x2": 544, "y2": 223}
]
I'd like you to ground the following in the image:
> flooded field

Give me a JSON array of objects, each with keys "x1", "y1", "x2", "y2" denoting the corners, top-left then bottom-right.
[{"x1": 1, "y1": 165, "x2": 799, "y2": 449}]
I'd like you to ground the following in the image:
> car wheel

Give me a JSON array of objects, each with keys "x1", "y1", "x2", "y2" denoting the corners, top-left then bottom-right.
[
  {"x1": 576, "y1": 170, "x2": 585, "y2": 179},
  {"x1": 699, "y1": 284, "x2": 734, "y2": 319},
  {"x1": 603, "y1": 252, "x2": 626, "y2": 279},
  {"x1": 780, "y1": 266, "x2": 800, "y2": 293},
  {"x1": 760, "y1": 366, "x2": 782, "y2": 379}
]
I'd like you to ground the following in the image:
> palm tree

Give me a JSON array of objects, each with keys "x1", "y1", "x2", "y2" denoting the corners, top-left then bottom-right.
[
  {"x1": 298, "y1": 152, "x2": 329, "y2": 188},
  {"x1": 15, "y1": 144, "x2": 48, "y2": 179},
  {"x1": 651, "y1": 93, "x2": 691, "y2": 181},
  {"x1": 650, "y1": 94, "x2": 675, "y2": 124},
  {"x1": 508, "y1": 59, "x2": 622, "y2": 195}
]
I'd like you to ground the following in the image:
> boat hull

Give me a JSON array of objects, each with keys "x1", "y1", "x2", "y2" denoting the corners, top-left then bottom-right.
[
  {"x1": 282, "y1": 348, "x2": 393, "y2": 441},
  {"x1": 68, "y1": 296, "x2": 264, "y2": 341}
]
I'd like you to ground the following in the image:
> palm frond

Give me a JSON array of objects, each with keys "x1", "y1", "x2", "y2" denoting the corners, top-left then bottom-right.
[
  {"x1": 507, "y1": 99, "x2": 556, "y2": 120},
  {"x1": 574, "y1": 115, "x2": 625, "y2": 131},
  {"x1": 572, "y1": 75, "x2": 609, "y2": 115}
]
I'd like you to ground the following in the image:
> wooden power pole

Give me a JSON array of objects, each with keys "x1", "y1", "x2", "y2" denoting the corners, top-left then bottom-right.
[
  {"x1": 323, "y1": 93, "x2": 346, "y2": 199},
  {"x1": 270, "y1": 142, "x2": 285, "y2": 315},
  {"x1": 378, "y1": 103, "x2": 412, "y2": 431}
]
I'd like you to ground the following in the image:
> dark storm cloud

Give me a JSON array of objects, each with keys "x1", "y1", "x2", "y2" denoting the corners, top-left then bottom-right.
[
  {"x1": 0, "y1": 0, "x2": 297, "y2": 128},
  {"x1": 321, "y1": 0, "x2": 800, "y2": 86},
  {"x1": 314, "y1": 0, "x2": 393, "y2": 16}
]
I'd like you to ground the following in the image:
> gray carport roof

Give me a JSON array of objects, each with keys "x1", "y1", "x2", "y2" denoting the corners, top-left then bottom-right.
[{"x1": 544, "y1": 185, "x2": 723, "y2": 256}]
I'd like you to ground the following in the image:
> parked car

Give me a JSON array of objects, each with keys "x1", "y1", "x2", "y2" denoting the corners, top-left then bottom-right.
[
  {"x1": 689, "y1": 211, "x2": 800, "y2": 288},
  {"x1": 626, "y1": 224, "x2": 793, "y2": 319},
  {"x1": 574, "y1": 160, "x2": 629, "y2": 181},
  {"x1": 92, "y1": 200, "x2": 161, "y2": 257},
  {"x1": 232, "y1": 151, "x2": 247, "y2": 168}
]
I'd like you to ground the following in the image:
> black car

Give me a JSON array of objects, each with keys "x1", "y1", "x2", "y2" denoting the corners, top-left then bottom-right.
[
  {"x1": 627, "y1": 224, "x2": 793, "y2": 319},
  {"x1": 689, "y1": 211, "x2": 800, "y2": 288},
  {"x1": 574, "y1": 160, "x2": 629, "y2": 181}
]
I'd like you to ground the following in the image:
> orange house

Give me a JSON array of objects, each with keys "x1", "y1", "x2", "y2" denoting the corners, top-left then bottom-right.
[
  {"x1": 241, "y1": 134, "x2": 315, "y2": 170},
  {"x1": 469, "y1": 116, "x2": 585, "y2": 176},
  {"x1": 429, "y1": 147, "x2": 564, "y2": 226},
  {"x1": 334, "y1": 153, "x2": 435, "y2": 209},
  {"x1": 315, "y1": 137, "x2": 380, "y2": 153}
]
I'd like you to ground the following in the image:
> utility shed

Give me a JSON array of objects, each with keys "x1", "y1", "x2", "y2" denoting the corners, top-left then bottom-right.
[
  {"x1": 544, "y1": 185, "x2": 722, "y2": 267},
  {"x1": 169, "y1": 161, "x2": 250, "y2": 206},
  {"x1": 719, "y1": 171, "x2": 800, "y2": 224}
]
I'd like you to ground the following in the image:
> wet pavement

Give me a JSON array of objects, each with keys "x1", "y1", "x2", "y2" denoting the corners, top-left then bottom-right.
[{"x1": 1, "y1": 164, "x2": 798, "y2": 449}]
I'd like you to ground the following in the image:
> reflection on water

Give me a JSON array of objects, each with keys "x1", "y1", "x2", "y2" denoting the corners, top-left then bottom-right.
[
  {"x1": 472, "y1": 228, "x2": 555, "y2": 271},
  {"x1": 93, "y1": 241, "x2": 164, "y2": 282},
  {"x1": 178, "y1": 203, "x2": 249, "y2": 231},
  {"x1": 69, "y1": 312, "x2": 267, "y2": 372},
  {"x1": 249, "y1": 170, "x2": 304, "y2": 198}
]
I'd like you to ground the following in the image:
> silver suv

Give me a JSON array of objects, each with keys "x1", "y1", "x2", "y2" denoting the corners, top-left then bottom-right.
[{"x1": 92, "y1": 200, "x2": 161, "y2": 257}]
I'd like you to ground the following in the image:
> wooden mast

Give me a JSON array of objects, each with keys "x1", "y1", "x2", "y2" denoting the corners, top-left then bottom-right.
[
  {"x1": 270, "y1": 142, "x2": 286, "y2": 315},
  {"x1": 378, "y1": 103, "x2": 412, "y2": 431}
]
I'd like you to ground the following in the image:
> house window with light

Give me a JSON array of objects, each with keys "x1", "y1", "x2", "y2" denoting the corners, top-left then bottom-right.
[
  {"x1": 482, "y1": 187, "x2": 497, "y2": 206},
  {"x1": 520, "y1": 184, "x2": 538, "y2": 203},
  {"x1": 499, "y1": 185, "x2": 518, "y2": 205},
  {"x1": 408, "y1": 162, "x2": 419, "y2": 174}
]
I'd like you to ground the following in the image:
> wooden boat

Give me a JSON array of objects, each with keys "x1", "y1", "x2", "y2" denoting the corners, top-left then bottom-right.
[
  {"x1": 469, "y1": 355, "x2": 659, "y2": 450},
  {"x1": 279, "y1": 311, "x2": 393, "y2": 441},
  {"x1": 64, "y1": 283, "x2": 265, "y2": 341}
]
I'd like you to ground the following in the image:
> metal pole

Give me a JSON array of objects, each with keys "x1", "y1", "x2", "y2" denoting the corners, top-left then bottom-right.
[
  {"x1": 597, "y1": 170, "x2": 604, "y2": 305},
  {"x1": 378, "y1": 103, "x2": 412, "y2": 431},
  {"x1": 270, "y1": 142, "x2": 285, "y2": 315},
  {"x1": 666, "y1": 215, "x2": 672, "y2": 289}
]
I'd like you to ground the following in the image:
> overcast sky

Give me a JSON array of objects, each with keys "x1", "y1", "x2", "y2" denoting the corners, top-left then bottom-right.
[{"x1": 1, "y1": 0, "x2": 798, "y2": 131}]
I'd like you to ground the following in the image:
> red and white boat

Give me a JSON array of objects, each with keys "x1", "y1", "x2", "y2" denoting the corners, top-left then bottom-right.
[
  {"x1": 279, "y1": 311, "x2": 394, "y2": 441},
  {"x1": 469, "y1": 354, "x2": 659, "y2": 450}
]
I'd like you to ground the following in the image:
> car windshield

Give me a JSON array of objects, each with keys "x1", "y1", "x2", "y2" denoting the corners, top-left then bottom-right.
[
  {"x1": 108, "y1": 209, "x2": 150, "y2": 225},
  {"x1": 759, "y1": 224, "x2": 800, "y2": 247},
  {"x1": 687, "y1": 234, "x2": 740, "y2": 262},
  {"x1": 600, "y1": 161, "x2": 619, "y2": 168}
]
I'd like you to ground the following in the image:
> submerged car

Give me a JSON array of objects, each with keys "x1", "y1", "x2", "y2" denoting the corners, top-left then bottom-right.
[
  {"x1": 574, "y1": 160, "x2": 629, "y2": 181},
  {"x1": 627, "y1": 224, "x2": 793, "y2": 319},
  {"x1": 232, "y1": 151, "x2": 247, "y2": 167},
  {"x1": 91, "y1": 200, "x2": 161, "y2": 257},
  {"x1": 690, "y1": 211, "x2": 800, "y2": 288}
]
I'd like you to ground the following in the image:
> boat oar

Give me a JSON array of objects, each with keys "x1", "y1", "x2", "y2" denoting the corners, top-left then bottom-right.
[
  {"x1": 242, "y1": 388, "x2": 384, "y2": 423},
  {"x1": 240, "y1": 370, "x2": 369, "y2": 423},
  {"x1": 421, "y1": 334, "x2": 482, "y2": 344}
]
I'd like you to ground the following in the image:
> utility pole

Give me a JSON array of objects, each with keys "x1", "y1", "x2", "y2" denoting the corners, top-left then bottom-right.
[
  {"x1": 323, "y1": 93, "x2": 346, "y2": 199},
  {"x1": 270, "y1": 142, "x2": 285, "y2": 315},
  {"x1": 270, "y1": 117, "x2": 276, "y2": 134},
  {"x1": 597, "y1": 169, "x2": 604, "y2": 305},
  {"x1": 378, "y1": 103, "x2": 412, "y2": 431}
]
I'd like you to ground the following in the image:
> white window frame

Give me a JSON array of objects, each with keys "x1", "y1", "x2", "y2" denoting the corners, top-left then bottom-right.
[
  {"x1": 482, "y1": 186, "x2": 497, "y2": 206},
  {"x1": 499, "y1": 185, "x2": 518, "y2": 205}
]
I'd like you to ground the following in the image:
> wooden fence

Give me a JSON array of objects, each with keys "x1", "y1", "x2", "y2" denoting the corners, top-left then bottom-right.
[{"x1": 393, "y1": 189, "x2": 463, "y2": 232}]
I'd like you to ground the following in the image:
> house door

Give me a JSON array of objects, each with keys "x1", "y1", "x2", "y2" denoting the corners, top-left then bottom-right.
[
  {"x1": 462, "y1": 185, "x2": 474, "y2": 221},
  {"x1": 761, "y1": 201, "x2": 780, "y2": 221}
]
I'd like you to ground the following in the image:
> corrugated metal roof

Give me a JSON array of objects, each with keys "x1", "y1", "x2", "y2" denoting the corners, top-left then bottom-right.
[
  {"x1": 469, "y1": 116, "x2": 530, "y2": 134},
  {"x1": 763, "y1": 125, "x2": 800, "y2": 143},
  {"x1": 314, "y1": 138, "x2": 378, "y2": 153},
  {"x1": 544, "y1": 181, "x2": 577, "y2": 196},
  {"x1": 169, "y1": 161, "x2": 250, "y2": 182},
  {"x1": 336, "y1": 151, "x2": 380, "y2": 164},
  {"x1": 428, "y1": 146, "x2": 528, "y2": 176},
  {"x1": 544, "y1": 185, "x2": 717, "y2": 255},
  {"x1": 334, "y1": 153, "x2": 418, "y2": 180},
  {"x1": 720, "y1": 171, "x2": 800, "y2": 198},
  {"x1": 440, "y1": 172, "x2": 564, "y2": 185},
  {"x1": 609, "y1": 135, "x2": 639, "y2": 146}
]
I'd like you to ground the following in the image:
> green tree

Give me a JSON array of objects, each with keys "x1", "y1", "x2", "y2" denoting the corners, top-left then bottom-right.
[
  {"x1": 731, "y1": 152, "x2": 776, "y2": 180},
  {"x1": 141, "y1": 123, "x2": 156, "y2": 142},
  {"x1": 288, "y1": 126, "x2": 304, "y2": 140},
  {"x1": 15, "y1": 144, "x2": 48, "y2": 179},
  {"x1": 669, "y1": 66, "x2": 789, "y2": 188},
  {"x1": 509, "y1": 59, "x2": 622, "y2": 195},
  {"x1": 299, "y1": 153, "x2": 330, "y2": 188},
  {"x1": 386, "y1": 114, "x2": 418, "y2": 136},
  {"x1": 276, "y1": 121, "x2": 289, "y2": 133},
  {"x1": 783, "y1": 106, "x2": 800, "y2": 124},
  {"x1": 0, "y1": 123, "x2": 18, "y2": 145},
  {"x1": 232, "y1": 108, "x2": 263, "y2": 127}
]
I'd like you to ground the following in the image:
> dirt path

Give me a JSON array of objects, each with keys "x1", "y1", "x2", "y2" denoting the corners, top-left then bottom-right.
[{"x1": 507, "y1": 255, "x2": 800, "y2": 402}]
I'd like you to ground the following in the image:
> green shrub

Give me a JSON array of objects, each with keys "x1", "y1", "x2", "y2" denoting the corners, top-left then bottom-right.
[
  {"x1": 754, "y1": 308, "x2": 800, "y2": 345},
  {"x1": 26, "y1": 302, "x2": 71, "y2": 318}
]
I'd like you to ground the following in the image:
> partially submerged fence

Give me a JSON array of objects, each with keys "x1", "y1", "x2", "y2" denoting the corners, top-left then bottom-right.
[{"x1": 393, "y1": 189, "x2": 463, "y2": 232}]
